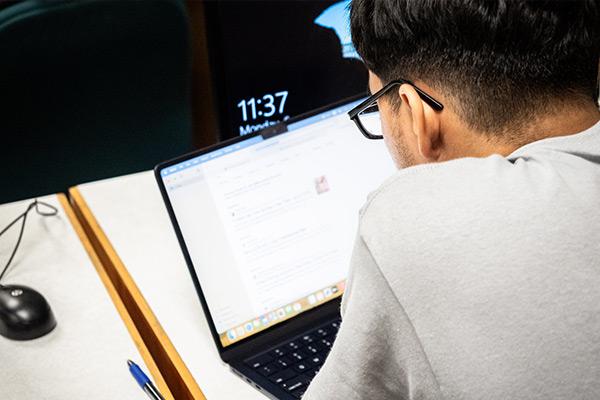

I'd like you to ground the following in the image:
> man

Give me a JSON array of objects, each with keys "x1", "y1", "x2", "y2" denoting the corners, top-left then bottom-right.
[{"x1": 303, "y1": 1, "x2": 599, "y2": 399}]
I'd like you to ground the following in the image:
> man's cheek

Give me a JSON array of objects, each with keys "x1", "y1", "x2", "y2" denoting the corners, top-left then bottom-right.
[{"x1": 381, "y1": 120, "x2": 402, "y2": 168}]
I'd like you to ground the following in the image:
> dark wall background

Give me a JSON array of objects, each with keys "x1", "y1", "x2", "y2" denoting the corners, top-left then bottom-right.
[
  {"x1": 0, "y1": 0, "x2": 192, "y2": 204},
  {"x1": 0, "y1": 0, "x2": 367, "y2": 204}
]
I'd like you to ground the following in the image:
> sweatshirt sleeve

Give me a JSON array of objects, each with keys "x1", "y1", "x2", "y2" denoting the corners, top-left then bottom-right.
[{"x1": 302, "y1": 235, "x2": 442, "y2": 400}]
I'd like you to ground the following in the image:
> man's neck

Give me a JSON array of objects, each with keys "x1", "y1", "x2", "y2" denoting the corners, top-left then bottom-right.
[
  {"x1": 459, "y1": 101, "x2": 600, "y2": 159},
  {"x1": 521, "y1": 101, "x2": 600, "y2": 144}
]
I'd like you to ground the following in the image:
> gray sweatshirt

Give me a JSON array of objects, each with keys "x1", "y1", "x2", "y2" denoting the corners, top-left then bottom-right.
[{"x1": 303, "y1": 120, "x2": 600, "y2": 400}]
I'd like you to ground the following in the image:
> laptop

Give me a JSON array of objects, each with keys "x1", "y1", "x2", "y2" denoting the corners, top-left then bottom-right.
[{"x1": 154, "y1": 96, "x2": 394, "y2": 399}]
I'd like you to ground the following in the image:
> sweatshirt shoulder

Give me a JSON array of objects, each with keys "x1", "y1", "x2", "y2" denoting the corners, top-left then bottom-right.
[
  {"x1": 359, "y1": 155, "x2": 516, "y2": 241},
  {"x1": 365, "y1": 155, "x2": 511, "y2": 209}
]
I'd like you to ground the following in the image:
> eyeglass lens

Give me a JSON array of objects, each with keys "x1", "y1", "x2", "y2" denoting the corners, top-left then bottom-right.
[{"x1": 357, "y1": 103, "x2": 383, "y2": 139}]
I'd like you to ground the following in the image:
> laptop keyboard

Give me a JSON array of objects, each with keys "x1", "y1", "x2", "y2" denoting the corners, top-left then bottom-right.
[{"x1": 244, "y1": 318, "x2": 341, "y2": 399}]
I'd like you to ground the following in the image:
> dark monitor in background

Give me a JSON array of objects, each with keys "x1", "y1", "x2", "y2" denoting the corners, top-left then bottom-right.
[{"x1": 204, "y1": 0, "x2": 368, "y2": 140}]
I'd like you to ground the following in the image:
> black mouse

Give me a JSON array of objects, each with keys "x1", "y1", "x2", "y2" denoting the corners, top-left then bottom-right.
[{"x1": 0, "y1": 284, "x2": 57, "y2": 340}]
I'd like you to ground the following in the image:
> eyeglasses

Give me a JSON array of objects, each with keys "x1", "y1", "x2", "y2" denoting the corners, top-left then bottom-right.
[{"x1": 348, "y1": 79, "x2": 444, "y2": 140}]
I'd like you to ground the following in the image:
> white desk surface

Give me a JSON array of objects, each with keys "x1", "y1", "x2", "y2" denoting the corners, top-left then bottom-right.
[
  {"x1": 78, "y1": 171, "x2": 264, "y2": 399},
  {"x1": 0, "y1": 195, "x2": 147, "y2": 399}
]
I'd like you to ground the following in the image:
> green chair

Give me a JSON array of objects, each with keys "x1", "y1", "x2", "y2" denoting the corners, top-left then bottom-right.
[{"x1": 0, "y1": 0, "x2": 192, "y2": 203}]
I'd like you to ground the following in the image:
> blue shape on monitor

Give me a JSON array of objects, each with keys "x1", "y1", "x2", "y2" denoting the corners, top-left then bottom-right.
[{"x1": 314, "y1": 0, "x2": 359, "y2": 61}]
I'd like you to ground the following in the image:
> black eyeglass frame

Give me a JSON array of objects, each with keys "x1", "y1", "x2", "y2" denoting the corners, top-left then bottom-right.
[{"x1": 348, "y1": 79, "x2": 444, "y2": 140}]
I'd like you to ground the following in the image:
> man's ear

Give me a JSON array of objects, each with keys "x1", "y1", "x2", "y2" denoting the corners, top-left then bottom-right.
[{"x1": 398, "y1": 84, "x2": 442, "y2": 161}]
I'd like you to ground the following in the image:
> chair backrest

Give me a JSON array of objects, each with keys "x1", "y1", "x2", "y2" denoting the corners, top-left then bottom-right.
[{"x1": 0, "y1": 0, "x2": 192, "y2": 203}]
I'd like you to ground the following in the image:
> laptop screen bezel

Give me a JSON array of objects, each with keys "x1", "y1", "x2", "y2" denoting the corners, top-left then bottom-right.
[{"x1": 154, "y1": 95, "x2": 365, "y2": 360}]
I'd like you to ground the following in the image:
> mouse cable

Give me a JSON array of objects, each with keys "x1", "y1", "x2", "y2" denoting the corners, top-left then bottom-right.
[{"x1": 0, "y1": 200, "x2": 58, "y2": 282}]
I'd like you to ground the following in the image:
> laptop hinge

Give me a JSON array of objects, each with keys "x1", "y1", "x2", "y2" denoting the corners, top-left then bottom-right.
[{"x1": 220, "y1": 298, "x2": 341, "y2": 363}]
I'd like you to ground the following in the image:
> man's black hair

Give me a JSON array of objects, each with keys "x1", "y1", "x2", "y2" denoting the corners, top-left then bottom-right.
[{"x1": 350, "y1": 0, "x2": 600, "y2": 140}]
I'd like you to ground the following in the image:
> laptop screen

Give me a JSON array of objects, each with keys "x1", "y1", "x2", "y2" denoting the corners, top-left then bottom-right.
[{"x1": 159, "y1": 100, "x2": 394, "y2": 347}]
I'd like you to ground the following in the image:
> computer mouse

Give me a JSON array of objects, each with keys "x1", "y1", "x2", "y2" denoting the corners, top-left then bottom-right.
[{"x1": 0, "y1": 284, "x2": 57, "y2": 340}]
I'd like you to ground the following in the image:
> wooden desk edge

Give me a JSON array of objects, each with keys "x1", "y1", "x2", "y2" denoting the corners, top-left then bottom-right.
[
  {"x1": 58, "y1": 194, "x2": 175, "y2": 399},
  {"x1": 65, "y1": 189, "x2": 206, "y2": 400}
]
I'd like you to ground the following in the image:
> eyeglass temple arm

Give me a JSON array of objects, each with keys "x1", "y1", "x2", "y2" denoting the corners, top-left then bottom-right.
[
  {"x1": 349, "y1": 79, "x2": 444, "y2": 119},
  {"x1": 391, "y1": 79, "x2": 444, "y2": 111}
]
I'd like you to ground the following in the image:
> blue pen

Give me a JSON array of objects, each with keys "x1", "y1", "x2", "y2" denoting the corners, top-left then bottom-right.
[{"x1": 127, "y1": 359, "x2": 166, "y2": 400}]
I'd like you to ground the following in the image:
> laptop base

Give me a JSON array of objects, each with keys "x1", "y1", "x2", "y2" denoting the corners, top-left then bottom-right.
[{"x1": 231, "y1": 316, "x2": 341, "y2": 399}]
